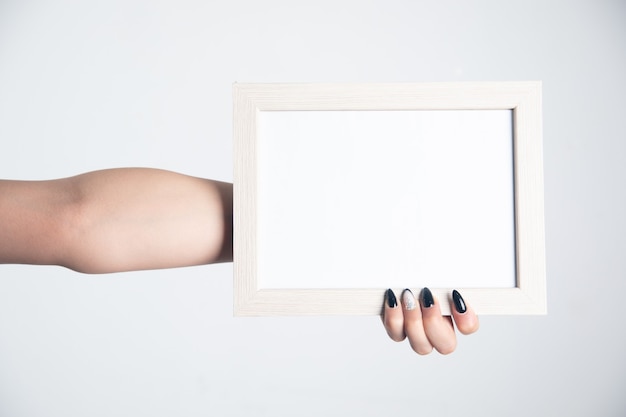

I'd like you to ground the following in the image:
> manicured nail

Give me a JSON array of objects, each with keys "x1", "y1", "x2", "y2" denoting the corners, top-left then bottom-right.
[
  {"x1": 402, "y1": 289, "x2": 416, "y2": 310},
  {"x1": 421, "y1": 287, "x2": 434, "y2": 308},
  {"x1": 452, "y1": 290, "x2": 467, "y2": 314},
  {"x1": 385, "y1": 289, "x2": 397, "y2": 308}
]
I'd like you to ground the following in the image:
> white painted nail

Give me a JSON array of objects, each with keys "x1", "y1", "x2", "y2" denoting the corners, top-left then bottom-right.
[{"x1": 402, "y1": 289, "x2": 416, "y2": 310}]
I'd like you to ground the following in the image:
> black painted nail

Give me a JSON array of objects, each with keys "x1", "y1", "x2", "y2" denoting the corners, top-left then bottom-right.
[
  {"x1": 421, "y1": 287, "x2": 434, "y2": 308},
  {"x1": 452, "y1": 290, "x2": 467, "y2": 314},
  {"x1": 385, "y1": 289, "x2": 397, "y2": 308}
]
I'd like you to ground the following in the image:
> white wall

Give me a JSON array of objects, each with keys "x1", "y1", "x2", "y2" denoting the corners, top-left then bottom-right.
[{"x1": 0, "y1": 1, "x2": 624, "y2": 416}]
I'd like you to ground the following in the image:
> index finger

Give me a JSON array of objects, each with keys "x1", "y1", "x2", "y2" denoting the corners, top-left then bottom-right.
[{"x1": 382, "y1": 289, "x2": 406, "y2": 342}]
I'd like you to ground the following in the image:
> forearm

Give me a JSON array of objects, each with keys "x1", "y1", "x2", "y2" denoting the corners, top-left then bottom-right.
[
  {"x1": 0, "y1": 168, "x2": 232, "y2": 273},
  {"x1": 0, "y1": 178, "x2": 77, "y2": 267}
]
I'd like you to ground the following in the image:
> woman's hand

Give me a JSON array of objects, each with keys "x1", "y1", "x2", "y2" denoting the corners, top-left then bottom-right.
[{"x1": 382, "y1": 288, "x2": 479, "y2": 355}]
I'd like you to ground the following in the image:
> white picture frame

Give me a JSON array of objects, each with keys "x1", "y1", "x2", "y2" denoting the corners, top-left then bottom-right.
[{"x1": 233, "y1": 82, "x2": 546, "y2": 316}]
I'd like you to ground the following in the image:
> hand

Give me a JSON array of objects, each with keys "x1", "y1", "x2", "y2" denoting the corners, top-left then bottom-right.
[{"x1": 382, "y1": 288, "x2": 479, "y2": 355}]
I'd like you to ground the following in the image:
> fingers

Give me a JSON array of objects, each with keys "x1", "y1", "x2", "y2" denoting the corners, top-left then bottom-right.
[
  {"x1": 382, "y1": 288, "x2": 479, "y2": 355},
  {"x1": 382, "y1": 289, "x2": 405, "y2": 342},
  {"x1": 419, "y1": 288, "x2": 457, "y2": 355},
  {"x1": 401, "y1": 289, "x2": 433, "y2": 355},
  {"x1": 450, "y1": 290, "x2": 480, "y2": 335}
]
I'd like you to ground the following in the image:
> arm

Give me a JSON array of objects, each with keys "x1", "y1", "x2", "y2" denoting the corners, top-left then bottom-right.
[
  {"x1": 1, "y1": 167, "x2": 476, "y2": 355},
  {"x1": 0, "y1": 168, "x2": 232, "y2": 273}
]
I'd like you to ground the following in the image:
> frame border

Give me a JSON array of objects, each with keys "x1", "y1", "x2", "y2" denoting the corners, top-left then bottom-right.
[{"x1": 233, "y1": 82, "x2": 546, "y2": 316}]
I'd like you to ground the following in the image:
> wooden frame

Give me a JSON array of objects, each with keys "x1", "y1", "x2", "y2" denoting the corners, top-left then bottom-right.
[{"x1": 233, "y1": 82, "x2": 545, "y2": 316}]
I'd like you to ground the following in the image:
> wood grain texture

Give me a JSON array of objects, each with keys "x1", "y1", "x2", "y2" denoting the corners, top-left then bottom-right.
[{"x1": 233, "y1": 82, "x2": 546, "y2": 316}]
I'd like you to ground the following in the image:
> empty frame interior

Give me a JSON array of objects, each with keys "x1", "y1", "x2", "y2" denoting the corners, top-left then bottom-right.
[
  {"x1": 257, "y1": 110, "x2": 516, "y2": 289},
  {"x1": 234, "y1": 82, "x2": 546, "y2": 316}
]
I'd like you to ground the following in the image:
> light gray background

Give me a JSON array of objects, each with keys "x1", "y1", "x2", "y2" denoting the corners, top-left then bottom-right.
[{"x1": 0, "y1": 1, "x2": 624, "y2": 416}]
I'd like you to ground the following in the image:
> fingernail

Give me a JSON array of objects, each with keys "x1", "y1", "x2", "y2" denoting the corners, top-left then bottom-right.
[
  {"x1": 452, "y1": 290, "x2": 467, "y2": 314},
  {"x1": 421, "y1": 287, "x2": 434, "y2": 308},
  {"x1": 402, "y1": 289, "x2": 416, "y2": 310},
  {"x1": 385, "y1": 289, "x2": 397, "y2": 308}
]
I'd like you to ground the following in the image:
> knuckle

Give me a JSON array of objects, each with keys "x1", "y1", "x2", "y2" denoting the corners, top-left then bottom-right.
[
  {"x1": 415, "y1": 346, "x2": 433, "y2": 356},
  {"x1": 390, "y1": 334, "x2": 406, "y2": 343},
  {"x1": 385, "y1": 315, "x2": 404, "y2": 331},
  {"x1": 436, "y1": 342, "x2": 457, "y2": 355},
  {"x1": 459, "y1": 320, "x2": 480, "y2": 335},
  {"x1": 410, "y1": 342, "x2": 433, "y2": 355},
  {"x1": 403, "y1": 316, "x2": 423, "y2": 329}
]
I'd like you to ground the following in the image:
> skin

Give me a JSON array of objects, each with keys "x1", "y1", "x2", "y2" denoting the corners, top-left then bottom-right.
[
  {"x1": 383, "y1": 289, "x2": 479, "y2": 355},
  {"x1": 1, "y1": 168, "x2": 478, "y2": 355},
  {"x1": 0, "y1": 169, "x2": 232, "y2": 273}
]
